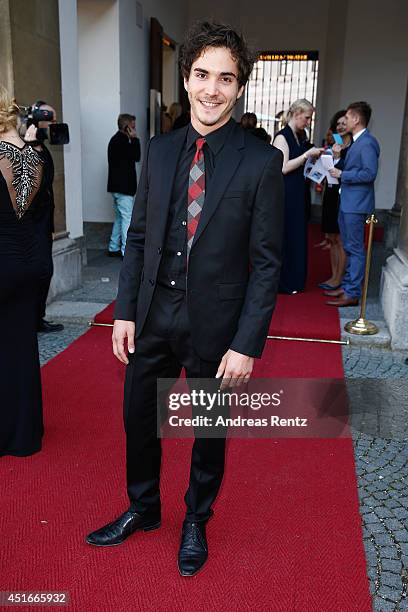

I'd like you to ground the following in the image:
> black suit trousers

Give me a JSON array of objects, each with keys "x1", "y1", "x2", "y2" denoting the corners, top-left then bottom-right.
[{"x1": 124, "y1": 284, "x2": 226, "y2": 523}]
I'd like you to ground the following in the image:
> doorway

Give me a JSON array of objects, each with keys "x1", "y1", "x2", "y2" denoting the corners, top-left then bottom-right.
[
  {"x1": 245, "y1": 51, "x2": 319, "y2": 139},
  {"x1": 149, "y1": 18, "x2": 179, "y2": 136},
  {"x1": 162, "y1": 35, "x2": 177, "y2": 113}
]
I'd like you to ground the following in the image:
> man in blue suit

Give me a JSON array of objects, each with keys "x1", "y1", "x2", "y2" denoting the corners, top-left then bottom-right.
[{"x1": 325, "y1": 101, "x2": 380, "y2": 307}]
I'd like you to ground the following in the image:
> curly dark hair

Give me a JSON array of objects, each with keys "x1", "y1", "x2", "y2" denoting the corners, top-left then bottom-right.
[
  {"x1": 179, "y1": 21, "x2": 255, "y2": 88},
  {"x1": 329, "y1": 109, "x2": 347, "y2": 134}
]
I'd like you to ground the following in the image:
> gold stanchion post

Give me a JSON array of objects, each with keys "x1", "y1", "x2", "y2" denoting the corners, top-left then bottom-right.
[{"x1": 344, "y1": 214, "x2": 379, "y2": 335}]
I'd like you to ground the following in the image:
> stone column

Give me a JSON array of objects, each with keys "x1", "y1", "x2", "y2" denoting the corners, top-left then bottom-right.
[
  {"x1": 398, "y1": 142, "x2": 408, "y2": 257},
  {"x1": 0, "y1": 1, "x2": 13, "y2": 91},
  {"x1": 8, "y1": 0, "x2": 67, "y2": 234},
  {"x1": 381, "y1": 80, "x2": 408, "y2": 349},
  {"x1": 385, "y1": 81, "x2": 408, "y2": 249}
]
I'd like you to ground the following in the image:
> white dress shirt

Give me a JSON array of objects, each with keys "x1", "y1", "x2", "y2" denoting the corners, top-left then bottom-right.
[{"x1": 353, "y1": 128, "x2": 366, "y2": 142}]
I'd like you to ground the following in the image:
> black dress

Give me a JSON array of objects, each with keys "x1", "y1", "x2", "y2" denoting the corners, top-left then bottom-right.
[
  {"x1": 321, "y1": 182, "x2": 340, "y2": 234},
  {"x1": 321, "y1": 145, "x2": 350, "y2": 234},
  {"x1": 275, "y1": 125, "x2": 309, "y2": 293},
  {"x1": 0, "y1": 141, "x2": 45, "y2": 457}
]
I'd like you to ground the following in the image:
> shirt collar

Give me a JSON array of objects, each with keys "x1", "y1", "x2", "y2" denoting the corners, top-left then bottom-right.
[
  {"x1": 353, "y1": 128, "x2": 366, "y2": 142},
  {"x1": 186, "y1": 118, "x2": 234, "y2": 155}
]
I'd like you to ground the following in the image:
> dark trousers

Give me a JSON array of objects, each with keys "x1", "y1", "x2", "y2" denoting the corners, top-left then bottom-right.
[
  {"x1": 38, "y1": 274, "x2": 52, "y2": 321},
  {"x1": 124, "y1": 284, "x2": 226, "y2": 523},
  {"x1": 38, "y1": 235, "x2": 53, "y2": 323}
]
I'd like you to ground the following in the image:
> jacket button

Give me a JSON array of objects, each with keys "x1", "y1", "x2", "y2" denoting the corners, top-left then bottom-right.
[
  {"x1": 149, "y1": 279, "x2": 155, "y2": 286},
  {"x1": 158, "y1": 247, "x2": 162, "y2": 254}
]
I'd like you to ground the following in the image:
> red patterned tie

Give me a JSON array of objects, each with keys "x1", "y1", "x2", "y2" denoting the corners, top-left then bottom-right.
[{"x1": 187, "y1": 137, "x2": 206, "y2": 254}]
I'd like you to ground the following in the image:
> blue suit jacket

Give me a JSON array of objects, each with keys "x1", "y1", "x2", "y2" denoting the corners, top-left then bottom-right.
[{"x1": 338, "y1": 130, "x2": 380, "y2": 214}]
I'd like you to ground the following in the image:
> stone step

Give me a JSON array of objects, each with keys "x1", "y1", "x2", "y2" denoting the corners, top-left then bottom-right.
[
  {"x1": 45, "y1": 300, "x2": 108, "y2": 325},
  {"x1": 340, "y1": 318, "x2": 391, "y2": 348}
]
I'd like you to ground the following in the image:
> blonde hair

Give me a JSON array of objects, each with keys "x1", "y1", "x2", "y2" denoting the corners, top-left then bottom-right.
[
  {"x1": 282, "y1": 98, "x2": 314, "y2": 126},
  {"x1": 0, "y1": 85, "x2": 20, "y2": 134}
]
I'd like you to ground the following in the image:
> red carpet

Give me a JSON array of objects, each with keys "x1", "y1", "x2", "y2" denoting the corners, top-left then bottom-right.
[
  {"x1": 93, "y1": 300, "x2": 115, "y2": 324},
  {"x1": 0, "y1": 225, "x2": 371, "y2": 611}
]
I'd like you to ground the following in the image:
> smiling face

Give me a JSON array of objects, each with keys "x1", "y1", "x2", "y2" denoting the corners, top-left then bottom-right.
[
  {"x1": 336, "y1": 115, "x2": 347, "y2": 136},
  {"x1": 184, "y1": 46, "x2": 244, "y2": 135}
]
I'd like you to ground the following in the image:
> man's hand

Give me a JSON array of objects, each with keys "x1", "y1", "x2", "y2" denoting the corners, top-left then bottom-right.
[
  {"x1": 112, "y1": 319, "x2": 135, "y2": 364},
  {"x1": 127, "y1": 126, "x2": 137, "y2": 139},
  {"x1": 216, "y1": 349, "x2": 254, "y2": 389},
  {"x1": 329, "y1": 168, "x2": 342, "y2": 179}
]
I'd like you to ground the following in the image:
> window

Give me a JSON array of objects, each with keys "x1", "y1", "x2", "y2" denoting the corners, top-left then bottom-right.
[{"x1": 245, "y1": 51, "x2": 319, "y2": 139}]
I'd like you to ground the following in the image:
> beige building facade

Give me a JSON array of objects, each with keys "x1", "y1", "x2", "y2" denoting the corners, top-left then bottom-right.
[{"x1": 0, "y1": 0, "x2": 82, "y2": 299}]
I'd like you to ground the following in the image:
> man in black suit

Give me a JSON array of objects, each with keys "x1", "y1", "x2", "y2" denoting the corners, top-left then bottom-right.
[
  {"x1": 107, "y1": 114, "x2": 141, "y2": 257},
  {"x1": 86, "y1": 21, "x2": 284, "y2": 576}
]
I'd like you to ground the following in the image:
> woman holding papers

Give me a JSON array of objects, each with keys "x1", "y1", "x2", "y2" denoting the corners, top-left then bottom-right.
[
  {"x1": 274, "y1": 99, "x2": 324, "y2": 294},
  {"x1": 319, "y1": 111, "x2": 352, "y2": 290}
]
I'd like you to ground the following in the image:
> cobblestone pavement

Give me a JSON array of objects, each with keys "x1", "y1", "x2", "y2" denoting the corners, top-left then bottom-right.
[
  {"x1": 38, "y1": 323, "x2": 88, "y2": 366},
  {"x1": 61, "y1": 249, "x2": 121, "y2": 304},
  {"x1": 340, "y1": 242, "x2": 408, "y2": 609},
  {"x1": 345, "y1": 346, "x2": 408, "y2": 611},
  {"x1": 344, "y1": 347, "x2": 408, "y2": 380},
  {"x1": 38, "y1": 250, "x2": 119, "y2": 365},
  {"x1": 38, "y1": 247, "x2": 408, "y2": 610}
]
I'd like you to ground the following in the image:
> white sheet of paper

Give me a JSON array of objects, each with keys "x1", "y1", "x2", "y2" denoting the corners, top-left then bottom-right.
[
  {"x1": 304, "y1": 156, "x2": 326, "y2": 184},
  {"x1": 321, "y1": 156, "x2": 338, "y2": 184},
  {"x1": 321, "y1": 154, "x2": 334, "y2": 170}
]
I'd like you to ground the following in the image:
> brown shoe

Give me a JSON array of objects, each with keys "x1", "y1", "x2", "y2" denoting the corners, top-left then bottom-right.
[
  {"x1": 326, "y1": 296, "x2": 359, "y2": 307},
  {"x1": 324, "y1": 288, "x2": 345, "y2": 297}
]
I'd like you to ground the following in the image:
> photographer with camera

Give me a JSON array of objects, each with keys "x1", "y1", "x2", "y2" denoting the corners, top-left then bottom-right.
[
  {"x1": 107, "y1": 113, "x2": 141, "y2": 258},
  {"x1": 24, "y1": 101, "x2": 64, "y2": 333}
]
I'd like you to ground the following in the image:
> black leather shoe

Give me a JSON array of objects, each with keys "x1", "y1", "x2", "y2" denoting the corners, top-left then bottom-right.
[
  {"x1": 37, "y1": 319, "x2": 64, "y2": 333},
  {"x1": 107, "y1": 250, "x2": 122, "y2": 258},
  {"x1": 86, "y1": 509, "x2": 161, "y2": 547},
  {"x1": 177, "y1": 521, "x2": 208, "y2": 576}
]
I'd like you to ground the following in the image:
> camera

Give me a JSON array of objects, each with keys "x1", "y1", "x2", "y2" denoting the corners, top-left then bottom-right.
[{"x1": 19, "y1": 101, "x2": 70, "y2": 145}]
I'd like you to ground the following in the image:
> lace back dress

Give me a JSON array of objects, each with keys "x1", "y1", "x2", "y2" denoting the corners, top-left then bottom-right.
[
  {"x1": 0, "y1": 141, "x2": 43, "y2": 218},
  {"x1": 0, "y1": 141, "x2": 45, "y2": 457}
]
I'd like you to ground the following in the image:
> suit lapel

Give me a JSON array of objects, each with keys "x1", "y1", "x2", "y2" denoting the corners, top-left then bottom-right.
[
  {"x1": 191, "y1": 123, "x2": 244, "y2": 249},
  {"x1": 346, "y1": 129, "x2": 369, "y2": 166},
  {"x1": 157, "y1": 126, "x2": 188, "y2": 242}
]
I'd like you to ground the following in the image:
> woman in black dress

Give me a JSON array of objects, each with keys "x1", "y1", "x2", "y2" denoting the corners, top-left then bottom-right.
[
  {"x1": 273, "y1": 99, "x2": 324, "y2": 293},
  {"x1": 0, "y1": 86, "x2": 45, "y2": 457},
  {"x1": 319, "y1": 111, "x2": 352, "y2": 290}
]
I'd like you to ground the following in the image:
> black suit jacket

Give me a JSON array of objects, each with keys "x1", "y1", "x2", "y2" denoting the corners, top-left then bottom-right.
[
  {"x1": 107, "y1": 131, "x2": 141, "y2": 196},
  {"x1": 114, "y1": 120, "x2": 284, "y2": 361}
]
